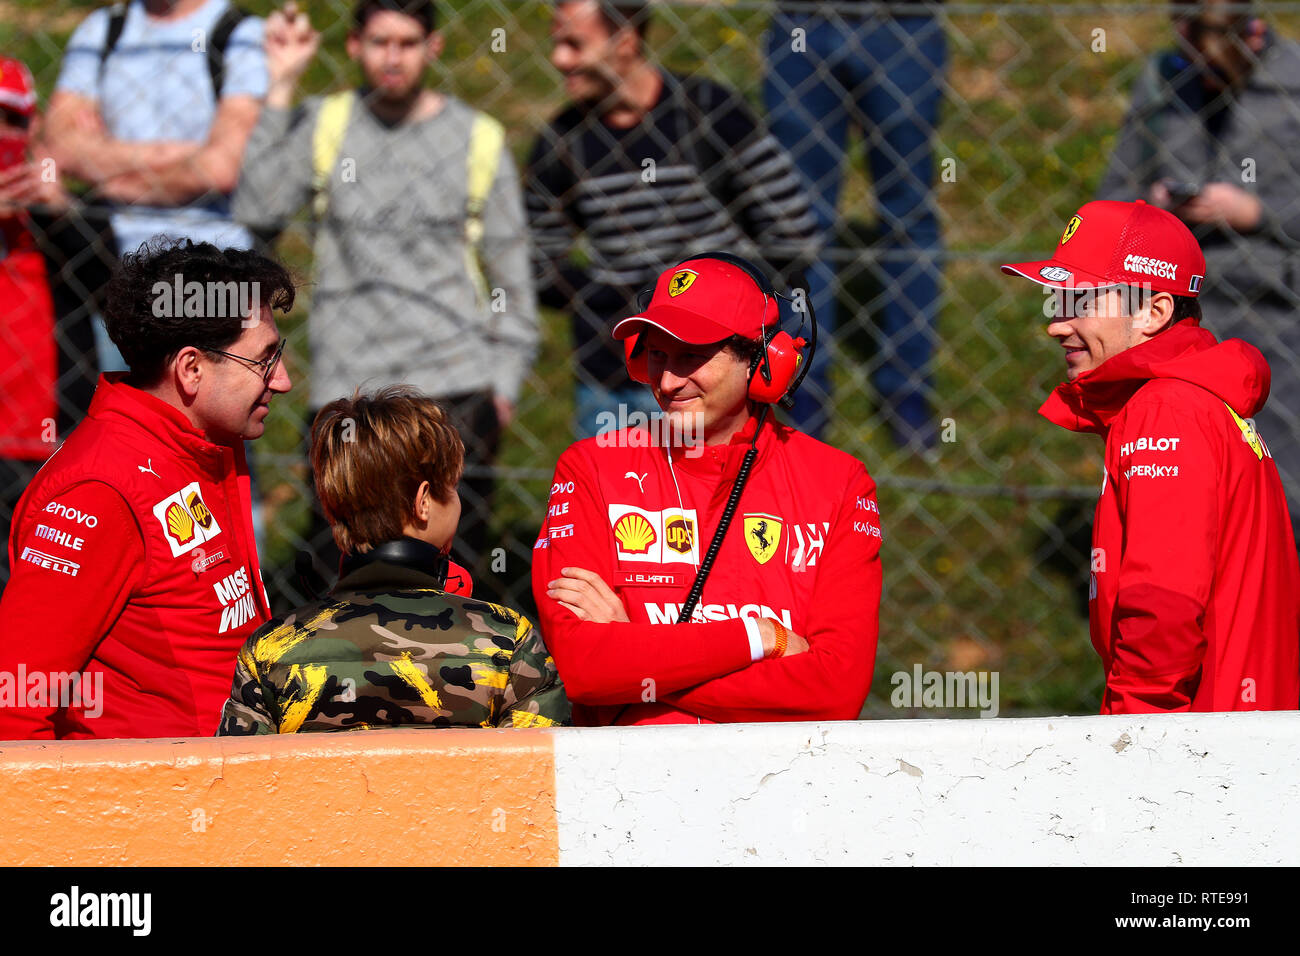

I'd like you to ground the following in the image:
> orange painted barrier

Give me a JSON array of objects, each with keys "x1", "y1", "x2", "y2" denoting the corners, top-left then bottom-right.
[{"x1": 0, "y1": 729, "x2": 558, "y2": 867}]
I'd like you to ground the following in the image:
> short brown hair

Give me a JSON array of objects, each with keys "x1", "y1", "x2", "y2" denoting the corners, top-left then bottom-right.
[
  {"x1": 311, "y1": 386, "x2": 464, "y2": 555},
  {"x1": 719, "y1": 325, "x2": 781, "y2": 368}
]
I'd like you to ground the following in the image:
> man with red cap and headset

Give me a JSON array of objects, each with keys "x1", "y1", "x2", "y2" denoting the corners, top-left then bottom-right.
[
  {"x1": 1002, "y1": 199, "x2": 1299, "y2": 713},
  {"x1": 531, "y1": 252, "x2": 883, "y2": 725}
]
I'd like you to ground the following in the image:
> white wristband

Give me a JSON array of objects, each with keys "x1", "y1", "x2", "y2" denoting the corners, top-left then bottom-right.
[{"x1": 743, "y1": 616, "x2": 765, "y2": 662}]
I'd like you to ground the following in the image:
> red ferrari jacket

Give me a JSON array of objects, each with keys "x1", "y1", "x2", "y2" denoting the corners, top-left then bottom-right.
[
  {"x1": 531, "y1": 414, "x2": 882, "y2": 725},
  {"x1": 0, "y1": 375, "x2": 271, "y2": 738},
  {"x1": 1040, "y1": 320, "x2": 1300, "y2": 713}
]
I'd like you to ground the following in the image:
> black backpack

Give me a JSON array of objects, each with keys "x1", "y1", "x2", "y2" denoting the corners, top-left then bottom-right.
[{"x1": 98, "y1": 2, "x2": 249, "y2": 98}]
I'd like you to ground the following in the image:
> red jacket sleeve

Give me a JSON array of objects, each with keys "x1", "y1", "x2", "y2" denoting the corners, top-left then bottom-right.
[
  {"x1": 1104, "y1": 400, "x2": 1216, "y2": 713},
  {"x1": 661, "y1": 462, "x2": 883, "y2": 722},
  {"x1": 530, "y1": 445, "x2": 753, "y2": 706},
  {"x1": 0, "y1": 481, "x2": 143, "y2": 738}
]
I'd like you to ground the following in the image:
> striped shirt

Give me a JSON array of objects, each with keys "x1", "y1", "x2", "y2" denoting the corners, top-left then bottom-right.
[{"x1": 526, "y1": 72, "x2": 820, "y2": 384}]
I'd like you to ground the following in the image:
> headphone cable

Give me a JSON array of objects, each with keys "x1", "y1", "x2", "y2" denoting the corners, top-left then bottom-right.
[{"x1": 675, "y1": 403, "x2": 769, "y2": 624}]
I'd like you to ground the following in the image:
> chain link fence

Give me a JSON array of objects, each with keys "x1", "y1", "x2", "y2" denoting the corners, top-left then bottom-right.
[{"x1": 4, "y1": 0, "x2": 1297, "y2": 717}]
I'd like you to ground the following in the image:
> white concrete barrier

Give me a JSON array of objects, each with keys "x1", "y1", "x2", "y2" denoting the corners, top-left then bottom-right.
[
  {"x1": 553, "y1": 713, "x2": 1300, "y2": 866},
  {"x1": 4, "y1": 713, "x2": 1295, "y2": 866}
]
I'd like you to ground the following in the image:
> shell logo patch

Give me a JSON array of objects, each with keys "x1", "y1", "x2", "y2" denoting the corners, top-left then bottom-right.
[
  {"x1": 608, "y1": 505, "x2": 700, "y2": 564},
  {"x1": 614, "y1": 512, "x2": 657, "y2": 553},
  {"x1": 153, "y1": 481, "x2": 222, "y2": 557},
  {"x1": 1060, "y1": 215, "x2": 1082, "y2": 244},
  {"x1": 744, "y1": 513, "x2": 782, "y2": 565},
  {"x1": 165, "y1": 502, "x2": 195, "y2": 544},
  {"x1": 668, "y1": 269, "x2": 697, "y2": 297}
]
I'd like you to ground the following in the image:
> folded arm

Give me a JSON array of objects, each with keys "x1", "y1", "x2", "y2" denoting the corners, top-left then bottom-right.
[{"x1": 661, "y1": 464, "x2": 883, "y2": 722}]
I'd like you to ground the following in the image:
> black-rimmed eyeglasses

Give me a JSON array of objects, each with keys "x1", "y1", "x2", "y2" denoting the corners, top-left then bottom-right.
[{"x1": 202, "y1": 338, "x2": 286, "y2": 385}]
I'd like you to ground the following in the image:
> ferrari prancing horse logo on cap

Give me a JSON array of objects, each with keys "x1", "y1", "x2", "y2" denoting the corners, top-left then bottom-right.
[
  {"x1": 668, "y1": 269, "x2": 698, "y2": 297},
  {"x1": 1060, "y1": 215, "x2": 1082, "y2": 244}
]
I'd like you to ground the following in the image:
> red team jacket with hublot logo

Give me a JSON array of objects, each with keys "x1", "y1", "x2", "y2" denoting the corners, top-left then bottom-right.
[
  {"x1": 0, "y1": 375, "x2": 270, "y2": 738},
  {"x1": 531, "y1": 415, "x2": 883, "y2": 725},
  {"x1": 1040, "y1": 321, "x2": 1300, "y2": 713}
]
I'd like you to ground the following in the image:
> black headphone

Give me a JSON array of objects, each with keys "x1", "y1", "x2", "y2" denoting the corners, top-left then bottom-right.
[{"x1": 624, "y1": 251, "x2": 816, "y2": 409}]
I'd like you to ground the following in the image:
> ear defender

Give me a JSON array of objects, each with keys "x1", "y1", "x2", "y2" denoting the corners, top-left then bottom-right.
[{"x1": 747, "y1": 330, "x2": 807, "y2": 405}]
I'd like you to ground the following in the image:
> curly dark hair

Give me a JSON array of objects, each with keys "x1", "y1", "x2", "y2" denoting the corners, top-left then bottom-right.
[{"x1": 104, "y1": 238, "x2": 295, "y2": 385}]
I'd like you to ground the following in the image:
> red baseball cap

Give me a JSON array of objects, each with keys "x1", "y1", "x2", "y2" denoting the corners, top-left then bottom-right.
[
  {"x1": 0, "y1": 57, "x2": 37, "y2": 117},
  {"x1": 612, "y1": 256, "x2": 776, "y2": 343},
  {"x1": 1001, "y1": 200, "x2": 1207, "y2": 297}
]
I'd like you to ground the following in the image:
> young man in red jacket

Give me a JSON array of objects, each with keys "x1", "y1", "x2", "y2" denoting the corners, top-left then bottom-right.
[
  {"x1": 0, "y1": 239, "x2": 294, "y2": 738},
  {"x1": 1003, "y1": 199, "x2": 1300, "y2": 713},
  {"x1": 532, "y1": 254, "x2": 882, "y2": 725}
]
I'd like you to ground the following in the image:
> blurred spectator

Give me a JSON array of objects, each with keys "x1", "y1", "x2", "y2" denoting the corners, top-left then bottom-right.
[
  {"x1": 218, "y1": 387, "x2": 569, "y2": 735},
  {"x1": 42, "y1": 0, "x2": 268, "y2": 372},
  {"x1": 763, "y1": 2, "x2": 947, "y2": 447},
  {"x1": 1096, "y1": 0, "x2": 1300, "y2": 542},
  {"x1": 0, "y1": 56, "x2": 111, "y2": 586},
  {"x1": 42, "y1": 0, "x2": 273, "y2": 551},
  {"x1": 233, "y1": 0, "x2": 537, "y2": 595},
  {"x1": 527, "y1": 0, "x2": 819, "y2": 439}
]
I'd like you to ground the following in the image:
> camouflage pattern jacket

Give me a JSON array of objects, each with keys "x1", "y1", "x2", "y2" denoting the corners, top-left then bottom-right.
[{"x1": 217, "y1": 540, "x2": 571, "y2": 734}]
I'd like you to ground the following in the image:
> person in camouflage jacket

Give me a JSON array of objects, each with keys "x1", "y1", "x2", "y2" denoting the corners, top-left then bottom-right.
[
  {"x1": 217, "y1": 385, "x2": 570, "y2": 734},
  {"x1": 218, "y1": 538, "x2": 569, "y2": 733}
]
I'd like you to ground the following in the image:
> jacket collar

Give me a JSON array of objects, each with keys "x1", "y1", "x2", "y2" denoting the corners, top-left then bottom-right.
[
  {"x1": 669, "y1": 410, "x2": 787, "y2": 479},
  {"x1": 1039, "y1": 320, "x2": 1270, "y2": 435},
  {"x1": 335, "y1": 537, "x2": 449, "y2": 593},
  {"x1": 88, "y1": 373, "x2": 238, "y2": 471}
]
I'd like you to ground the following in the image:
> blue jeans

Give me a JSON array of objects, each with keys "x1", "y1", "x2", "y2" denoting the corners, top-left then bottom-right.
[
  {"x1": 575, "y1": 382, "x2": 664, "y2": 441},
  {"x1": 764, "y1": 11, "x2": 946, "y2": 442}
]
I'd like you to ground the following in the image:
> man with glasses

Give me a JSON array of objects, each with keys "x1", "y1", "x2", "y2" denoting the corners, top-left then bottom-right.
[{"x1": 0, "y1": 238, "x2": 295, "y2": 739}]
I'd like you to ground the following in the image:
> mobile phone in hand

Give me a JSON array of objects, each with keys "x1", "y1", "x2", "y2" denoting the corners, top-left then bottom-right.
[{"x1": 1164, "y1": 180, "x2": 1201, "y2": 202}]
